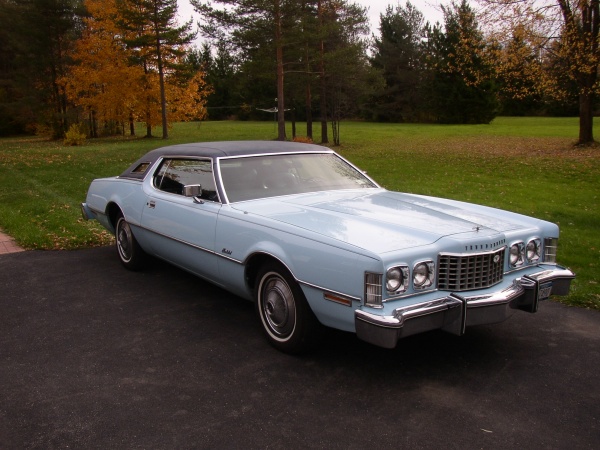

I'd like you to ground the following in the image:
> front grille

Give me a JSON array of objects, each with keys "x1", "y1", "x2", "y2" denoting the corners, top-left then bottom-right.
[{"x1": 438, "y1": 248, "x2": 505, "y2": 291}]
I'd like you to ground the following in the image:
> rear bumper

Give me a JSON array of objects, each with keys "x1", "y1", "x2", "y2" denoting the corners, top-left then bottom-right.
[
  {"x1": 355, "y1": 266, "x2": 575, "y2": 349},
  {"x1": 81, "y1": 202, "x2": 95, "y2": 221}
]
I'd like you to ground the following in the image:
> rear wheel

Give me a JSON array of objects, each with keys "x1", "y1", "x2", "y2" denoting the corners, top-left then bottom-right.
[
  {"x1": 254, "y1": 262, "x2": 321, "y2": 354},
  {"x1": 115, "y1": 212, "x2": 146, "y2": 271}
]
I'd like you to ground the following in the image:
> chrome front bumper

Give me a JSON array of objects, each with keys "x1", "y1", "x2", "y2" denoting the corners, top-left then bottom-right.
[{"x1": 355, "y1": 267, "x2": 575, "y2": 349}]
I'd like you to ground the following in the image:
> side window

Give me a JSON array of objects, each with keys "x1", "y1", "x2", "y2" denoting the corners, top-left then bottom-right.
[{"x1": 153, "y1": 159, "x2": 218, "y2": 202}]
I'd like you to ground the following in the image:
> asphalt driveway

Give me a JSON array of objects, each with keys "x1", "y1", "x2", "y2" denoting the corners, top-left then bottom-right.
[{"x1": 1, "y1": 247, "x2": 599, "y2": 449}]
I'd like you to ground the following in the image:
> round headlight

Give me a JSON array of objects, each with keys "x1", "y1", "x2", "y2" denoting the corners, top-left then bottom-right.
[
  {"x1": 386, "y1": 267, "x2": 403, "y2": 293},
  {"x1": 510, "y1": 242, "x2": 524, "y2": 267},
  {"x1": 527, "y1": 239, "x2": 541, "y2": 263},
  {"x1": 413, "y1": 261, "x2": 434, "y2": 289}
]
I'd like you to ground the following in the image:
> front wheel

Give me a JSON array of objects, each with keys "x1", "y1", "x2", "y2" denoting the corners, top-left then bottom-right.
[
  {"x1": 254, "y1": 262, "x2": 321, "y2": 354},
  {"x1": 115, "y1": 212, "x2": 147, "y2": 271}
]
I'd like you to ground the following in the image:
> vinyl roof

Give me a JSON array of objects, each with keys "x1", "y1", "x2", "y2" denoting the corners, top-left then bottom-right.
[{"x1": 119, "y1": 140, "x2": 330, "y2": 180}]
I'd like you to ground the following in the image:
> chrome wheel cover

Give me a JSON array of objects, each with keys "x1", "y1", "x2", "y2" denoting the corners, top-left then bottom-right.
[
  {"x1": 116, "y1": 218, "x2": 133, "y2": 263},
  {"x1": 259, "y1": 272, "x2": 296, "y2": 340}
]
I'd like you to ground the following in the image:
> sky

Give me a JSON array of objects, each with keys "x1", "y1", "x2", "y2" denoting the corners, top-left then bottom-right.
[{"x1": 176, "y1": 0, "x2": 447, "y2": 42}]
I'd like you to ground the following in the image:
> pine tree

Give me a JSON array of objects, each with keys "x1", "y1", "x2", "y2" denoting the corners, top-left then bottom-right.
[
  {"x1": 201, "y1": 41, "x2": 240, "y2": 120},
  {"x1": 370, "y1": 2, "x2": 428, "y2": 122},
  {"x1": 118, "y1": 0, "x2": 196, "y2": 138},
  {"x1": 194, "y1": 0, "x2": 369, "y2": 143},
  {"x1": 1, "y1": 0, "x2": 84, "y2": 137},
  {"x1": 424, "y1": 0, "x2": 498, "y2": 124},
  {"x1": 193, "y1": 0, "x2": 303, "y2": 141},
  {"x1": 318, "y1": 0, "x2": 370, "y2": 144}
]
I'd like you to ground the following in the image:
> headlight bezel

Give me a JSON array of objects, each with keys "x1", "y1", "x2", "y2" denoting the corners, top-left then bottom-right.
[
  {"x1": 385, "y1": 265, "x2": 409, "y2": 295},
  {"x1": 413, "y1": 260, "x2": 435, "y2": 290},
  {"x1": 509, "y1": 241, "x2": 525, "y2": 268},
  {"x1": 526, "y1": 238, "x2": 542, "y2": 263}
]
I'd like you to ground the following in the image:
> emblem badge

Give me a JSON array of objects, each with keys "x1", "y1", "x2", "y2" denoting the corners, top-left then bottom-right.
[{"x1": 493, "y1": 254, "x2": 501, "y2": 264}]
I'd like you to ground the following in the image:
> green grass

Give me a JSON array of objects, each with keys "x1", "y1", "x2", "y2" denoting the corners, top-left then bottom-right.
[{"x1": 0, "y1": 117, "x2": 598, "y2": 310}]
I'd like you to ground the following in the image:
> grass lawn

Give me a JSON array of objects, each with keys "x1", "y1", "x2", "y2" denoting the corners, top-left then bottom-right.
[{"x1": 0, "y1": 117, "x2": 598, "y2": 310}]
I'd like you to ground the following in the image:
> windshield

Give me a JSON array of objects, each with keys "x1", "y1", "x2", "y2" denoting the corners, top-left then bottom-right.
[{"x1": 219, "y1": 153, "x2": 377, "y2": 202}]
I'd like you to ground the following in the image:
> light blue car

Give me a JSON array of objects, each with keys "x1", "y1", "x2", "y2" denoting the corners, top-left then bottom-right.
[{"x1": 82, "y1": 141, "x2": 575, "y2": 353}]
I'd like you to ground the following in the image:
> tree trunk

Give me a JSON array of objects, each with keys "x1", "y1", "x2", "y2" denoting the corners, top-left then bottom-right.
[
  {"x1": 331, "y1": 87, "x2": 339, "y2": 145},
  {"x1": 320, "y1": 76, "x2": 328, "y2": 143},
  {"x1": 90, "y1": 110, "x2": 98, "y2": 138},
  {"x1": 558, "y1": 1, "x2": 597, "y2": 145},
  {"x1": 275, "y1": 1, "x2": 286, "y2": 141},
  {"x1": 306, "y1": 81, "x2": 313, "y2": 140},
  {"x1": 305, "y1": 44, "x2": 313, "y2": 140},
  {"x1": 331, "y1": 119, "x2": 339, "y2": 145},
  {"x1": 146, "y1": 99, "x2": 152, "y2": 137},
  {"x1": 291, "y1": 104, "x2": 296, "y2": 139},
  {"x1": 129, "y1": 112, "x2": 135, "y2": 136},
  {"x1": 156, "y1": 30, "x2": 168, "y2": 139},
  {"x1": 318, "y1": 0, "x2": 328, "y2": 144},
  {"x1": 51, "y1": 41, "x2": 68, "y2": 138},
  {"x1": 143, "y1": 61, "x2": 153, "y2": 138},
  {"x1": 277, "y1": 57, "x2": 285, "y2": 141},
  {"x1": 578, "y1": 91, "x2": 595, "y2": 144}
]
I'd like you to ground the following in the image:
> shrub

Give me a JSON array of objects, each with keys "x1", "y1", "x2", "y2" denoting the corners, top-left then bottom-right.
[
  {"x1": 63, "y1": 123, "x2": 87, "y2": 146},
  {"x1": 292, "y1": 136, "x2": 313, "y2": 144}
]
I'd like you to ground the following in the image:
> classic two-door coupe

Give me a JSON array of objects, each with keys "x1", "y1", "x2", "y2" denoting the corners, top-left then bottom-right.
[{"x1": 82, "y1": 141, "x2": 575, "y2": 353}]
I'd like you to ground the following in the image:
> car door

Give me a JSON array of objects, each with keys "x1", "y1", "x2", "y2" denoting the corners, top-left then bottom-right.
[{"x1": 141, "y1": 157, "x2": 222, "y2": 282}]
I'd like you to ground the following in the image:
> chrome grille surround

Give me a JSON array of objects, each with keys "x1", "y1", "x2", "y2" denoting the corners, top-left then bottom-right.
[{"x1": 438, "y1": 247, "x2": 505, "y2": 291}]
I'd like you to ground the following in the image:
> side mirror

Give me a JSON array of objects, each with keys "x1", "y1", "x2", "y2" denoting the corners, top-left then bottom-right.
[
  {"x1": 183, "y1": 184, "x2": 203, "y2": 203},
  {"x1": 183, "y1": 184, "x2": 202, "y2": 197}
]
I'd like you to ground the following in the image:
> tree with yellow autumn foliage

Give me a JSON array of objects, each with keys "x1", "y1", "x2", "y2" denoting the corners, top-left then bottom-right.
[
  {"x1": 63, "y1": 0, "x2": 209, "y2": 138},
  {"x1": 478, "y1": 0, "x2": 600, "y2": 145},
  {"x1": 63, "y1": 0, "x2": 142, "y2": 136}
]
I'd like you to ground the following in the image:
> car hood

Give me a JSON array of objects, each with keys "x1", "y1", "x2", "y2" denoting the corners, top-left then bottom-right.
[{"x1": 232, "y1": 189, "x2": 534, "y2": 254}]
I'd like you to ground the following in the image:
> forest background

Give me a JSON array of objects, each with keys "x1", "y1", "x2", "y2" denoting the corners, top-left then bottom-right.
[{"x1": 2, "y1": 0, "x2": 600, "y2": 145}]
